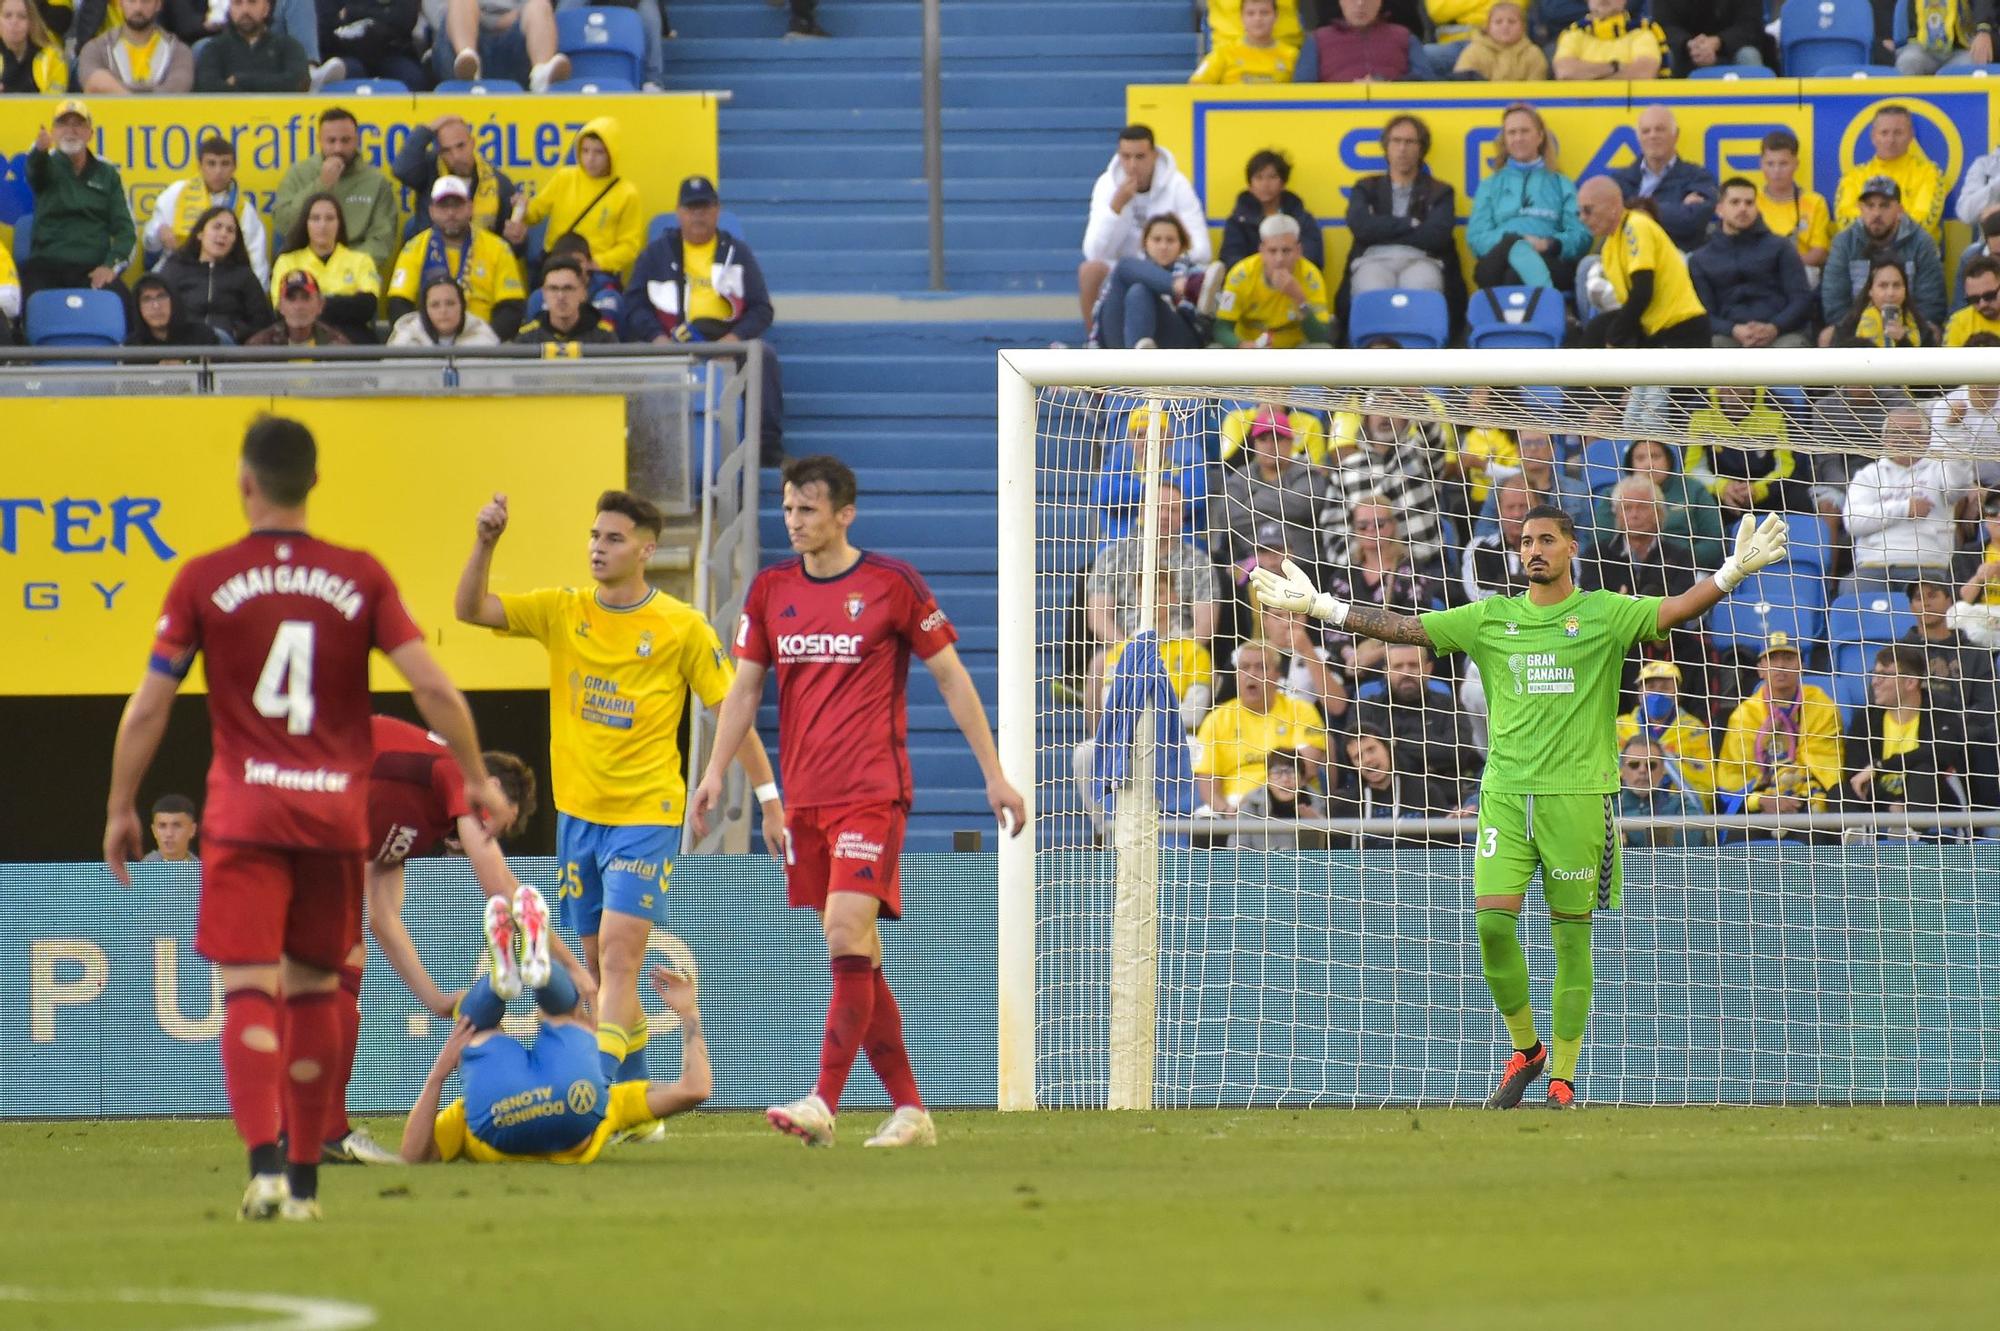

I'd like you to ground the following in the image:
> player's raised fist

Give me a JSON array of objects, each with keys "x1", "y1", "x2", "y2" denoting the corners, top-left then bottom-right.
[{"x1": 476, "y1": 493, "x2": 509, "y2": 544}]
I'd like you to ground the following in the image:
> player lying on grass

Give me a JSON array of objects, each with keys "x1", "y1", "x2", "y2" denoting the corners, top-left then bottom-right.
[
  {"x1": 398, "y1": 884, "x2": 710, "y2": 1164},
  {"x1": 318, "y1": 715, "x2": 599, "y2": 1165},
  {"x1": 1254, "y1": 506, "x2": 1787, "y2": 1109}
]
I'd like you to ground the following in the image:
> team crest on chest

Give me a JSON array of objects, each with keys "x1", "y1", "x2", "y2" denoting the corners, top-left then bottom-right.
[
  {"x1": 637, "y1": 630, "x2": 654, "y2": 658},
  {"x1": 844, "y1": 593, "x2": 866, "y2": 621},
  {"x1": 575, "y1": 617, "x2": 591, "y2": 639},
  {"x1": 1564, "y1": 615, "x2": 1580, "y2": 638}
]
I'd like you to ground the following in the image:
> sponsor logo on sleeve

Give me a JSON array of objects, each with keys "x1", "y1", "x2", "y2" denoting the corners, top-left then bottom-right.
[{"x1": 920, "y1": 608, "x2": 949, "y2": 633}]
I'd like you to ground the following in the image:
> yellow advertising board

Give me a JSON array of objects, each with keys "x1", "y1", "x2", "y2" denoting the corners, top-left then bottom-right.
[
  {"x1": 0, "y1": 396, "x2": 624, "y2": 695},
  {"x1": 1130, "y1": 77, "x2": 1995, "y2": 279},
  {"x1": 0, "y1": 92, "x2": 719, "y2": 244}
]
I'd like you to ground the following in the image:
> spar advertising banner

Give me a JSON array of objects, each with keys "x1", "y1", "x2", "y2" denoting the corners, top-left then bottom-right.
[
  {"x1": 1131, "y1": 76, "x2": 1998, "y2": 277},
  {"x1": 0, "y1": 397, "x2": 624, "y2": 694},
  {"x1": 0, "y1": 92, "x2": 718, "y2": 243}
]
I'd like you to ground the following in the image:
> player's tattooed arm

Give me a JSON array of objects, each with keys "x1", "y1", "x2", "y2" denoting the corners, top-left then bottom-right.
[{"x1": 1341, "y1": 603, "x2": 1433, "y2": 647}]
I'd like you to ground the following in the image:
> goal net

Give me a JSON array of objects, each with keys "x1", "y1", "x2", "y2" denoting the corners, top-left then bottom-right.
[{"x1": 994, "y1": 348, "x2": 2000, "y2": 1111}]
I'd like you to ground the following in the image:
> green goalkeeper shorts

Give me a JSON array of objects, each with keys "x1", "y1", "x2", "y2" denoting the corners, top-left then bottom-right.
[{"x1": 1472, "y1": 791, "x2": 1621, "y2": 914}]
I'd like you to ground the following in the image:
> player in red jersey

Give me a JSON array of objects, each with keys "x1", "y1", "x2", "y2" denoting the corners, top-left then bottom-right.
[
  {"x1": 691, "y1": 454, "x2": 1026, "y2": 1149},
  {"x1": 103, "y1": 416, "x2": 509, "y2": 1221},
  {"x1": 316, "y1": 715, "x2": 597, "y2": 1166}
]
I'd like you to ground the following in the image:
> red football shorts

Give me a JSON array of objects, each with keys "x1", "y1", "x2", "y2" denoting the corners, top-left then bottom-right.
[
  {"x1": 784, "y1": 802, "x2": 907, "y2": 921},
  {"x1": 196, "y1": 842, "x2": 365, "y2": 970}
]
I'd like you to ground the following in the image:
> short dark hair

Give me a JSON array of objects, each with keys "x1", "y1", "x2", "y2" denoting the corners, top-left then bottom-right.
[
  {"x1": 1875, "y1": 643, "x2": 1929, "y2": 677},
  {"x1": 1118, "y1": 123, "x2": 1155, "y2": 147},
  {"x1": 548, "y1": 232, "x2": 594, "y2": 261},
  {"x1": 151, "y1": 793, "x2": 197, "y2": 819},
  {"x1": 1245, "y1": 148, "x2": 1291, "y2": 185},
  {"x1": 197, "y1": 135, "x2": 233, "y2": 160},
  {"x1": 1521, "y1": 503, "x2": 1575, "y2": 539},
  {"x1": 1382, "y1": 114, "x2": 1431, "y2": 157},
  {"x1": 1965, "y1": 255, "x2": 2000, "y2": 285},
  {"x1": 782, "y1": 454, "x2": 859, "y2": 510},
  {"x1": 1760, "y1": 128, "x2": 1800, "y2": 155},
  {"x1": 241, "y1": 416, "x2": 317, "y2": 506},
  {"x1": 595, "y1": 489, "x2": 664, "y2": 539},
  {"x1": 1141, "y1": 213, "x2": 1191, "y2": 251},
  {"x1": 1964, "y1": 330, "x2": 2000, "y2": 349},
  {"x1": 1875, "y1": 104, "x2": 1915, "y2": 126},
  {"x1": 318, "y1": 106, "x2": 357, "y2": 130},
  {"x1": 482, "y1": 751, "x2": 538, "y2": 839},
  {"x1": 540, "y1": 255, "x2": 587, "y2": 287},
  {"x1": 1720, "y1": 176, "x2": 1757, "y2": 197}
]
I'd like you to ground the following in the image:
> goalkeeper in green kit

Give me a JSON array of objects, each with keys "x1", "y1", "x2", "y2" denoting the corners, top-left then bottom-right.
[{"x1": 1254, "y1": 505, "x2": 1788, "y2": 1108}]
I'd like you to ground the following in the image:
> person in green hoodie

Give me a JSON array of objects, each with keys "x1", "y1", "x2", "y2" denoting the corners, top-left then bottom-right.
[
  {"x1": 194, "y1": 0, "x2": 309, "y2": 92},
  {"x1": 273, "y1": 105, "x2": 400, "y2": 274},
  {"x1": 22, "y1": 97, "x2": 136, "y2": 305}
]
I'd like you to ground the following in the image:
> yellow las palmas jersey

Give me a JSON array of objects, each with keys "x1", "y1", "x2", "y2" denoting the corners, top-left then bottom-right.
[
  {"x1": 389, "y1": 227, "x2": 525, "y2": 320},
  {"x1": 1602, "y1": 210, "x2": 1707, "y2": 336},
  {"x1": 495, "y1": 587, "x2": 734, "y2": 825},
  {"x1": 433, "y1": 1081, "x2": 652, "y2": 1165},
  {"x1": 1944, "y1": 304, "x2": 2000, "y2": 347},
  {"x1": 681, "y1": 238, "x2": 736, "y2": 324},
  {"x1": 1193, "y1": 694, "x2": 1327, "y2": 802},
  {"x1": 1755, "y1": 185, "x2": 1831, "y2": 259},
  {"x1": 269, "y1": 244, "x2": 381, "y2": 309},
  {"x1": 1189, "y1": 39, "x2": 1298, "y2": 83},
  {"x1": 1216, "y1": 253, "x2": 1331, "y2": 348}
]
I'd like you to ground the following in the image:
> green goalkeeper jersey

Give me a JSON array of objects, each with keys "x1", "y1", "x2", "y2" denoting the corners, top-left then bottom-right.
[{"x1": 1421, "y1": 588, "x2": 1664, "y2": 795}]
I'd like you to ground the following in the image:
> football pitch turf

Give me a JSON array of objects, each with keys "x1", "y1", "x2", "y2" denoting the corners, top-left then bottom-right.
[{"x1": 2, "y1": 1107, "x2": 1996, "y2": 1330}]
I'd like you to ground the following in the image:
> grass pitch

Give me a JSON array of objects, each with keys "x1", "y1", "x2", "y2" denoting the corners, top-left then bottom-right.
[{"x1": 2, "y1": 1107, "x2": 1996, "y2": 1330}]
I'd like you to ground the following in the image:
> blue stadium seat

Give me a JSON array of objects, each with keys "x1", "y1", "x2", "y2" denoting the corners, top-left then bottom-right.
[
  {"x1": 1827, "y1": 589, "x2": 1913, "y2": 680},
  {"x1": 1348, "y1": 288, "x2": 1448, "y2": 349},
  {"x1": 1466, "y1": 285, "x2": 1565, "y2": 350},
  {"x1": 1809, "y1": 63, "x2": 1892, "y2": 76},
  {"x1": 550, "y1": 76, "x2": 636, "y2": 94},
  {"x1": 1582, "y1": 435, "x2": 1628, "y2": 493},
  {"x1": 1095, "y1": 438, "x2": 1209, "y2": 538},
  {"x1": 1688, "y1": 64, "x2": 1774, "y2": 78},
  {"x1": 25, "y1": 288, "x2": 125, "y2": 347},
  {"x1": 556, "y1": 7, "x2": 645, "y2": 86},
  {"x1": 1776, "y1": 511, "x2": 1832, "y2": 573},
  {"x1": 321, "y1": 78, "x2": 408, "y2": 94},
  {"x1": 11, "y1": 212, "x2": 31, "y2": 266},
  {"x1": 1709, "y1": 568, "x2": 1826, "y2": 654},
  {"x1": 432, "y1": 79, "x2": 525, "y2": 94},
  {"x1": 646, "y1": 209, "x2": 748, "y2": 246},
  {"x1": 1778, "y1": 0, "x2": 1873, "y2": 76}
]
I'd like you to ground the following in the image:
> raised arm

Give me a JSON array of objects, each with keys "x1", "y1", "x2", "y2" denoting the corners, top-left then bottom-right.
[
  {"x1": 454, "y1": 493, "x2": 511, "y2": 630},
  {"x1": 399, "y1": 1018, "x2": 476, "y2": 1163},
  {"x1": 1249, "y1": 559, "x2": 1433, "y2": 647},
  {"x1": 1657, "y1": 512, "x2": 1788, "y2": 633},
  {"x1": 641, "y1": 966, "x2": 712, "y2": 1121}
]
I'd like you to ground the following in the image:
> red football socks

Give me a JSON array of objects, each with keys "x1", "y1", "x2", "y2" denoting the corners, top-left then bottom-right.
[
  {"x1": 324, "y1": 962, "x2": 364, "y2": 1143},
  {"x1": 220, "y1": 988, "x2": 282, "y2": 1153},
  {"x1": 813, "y1": 954, "x2": 877, "y2": 1113},
  {"x1": 863, "y1": 967, "x2": 924, "y2": 1111},
  {"x1": 281, "y1": 991, "x2": 341, "y2": 1168}
]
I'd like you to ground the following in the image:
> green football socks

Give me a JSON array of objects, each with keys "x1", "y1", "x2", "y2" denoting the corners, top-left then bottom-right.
[
  {"x1": 1550, "y1": 915, "x2": 1594, "y2": 1083},
  {"x1": 1476, "y1": 907, "x2": 1538, "y2": 1051}
]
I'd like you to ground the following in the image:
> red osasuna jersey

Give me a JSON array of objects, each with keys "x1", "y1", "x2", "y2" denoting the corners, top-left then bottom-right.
[
  {"x1": 149, "y1": 531, "x2": 424, "y2": 853},
  {"x1": 735, "y1": 552, "x2": 957, "y2": 810},
  {"x1": 366, "y1": 714, "x2": 470, "y2": 866}
]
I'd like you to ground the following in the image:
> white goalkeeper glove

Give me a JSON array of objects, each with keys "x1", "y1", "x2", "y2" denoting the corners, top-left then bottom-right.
[
  {"x1": 1249, "y1": 558, "x2": 1349, "y2": 626},
  {"x1": 1713, "y1": 512, "x2": 1789, "y2": 593}
]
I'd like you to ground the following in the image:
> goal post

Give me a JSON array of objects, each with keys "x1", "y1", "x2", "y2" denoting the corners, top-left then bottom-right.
[{"x1": 996, "y1": 347, "x2": 2000, "y2": 1112}]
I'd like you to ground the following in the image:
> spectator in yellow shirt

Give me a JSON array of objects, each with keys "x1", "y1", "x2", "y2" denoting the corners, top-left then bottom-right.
[
  {"x1": 1192, "y1": 0, "x2": 1298, "y2": 81},
  {"x1": 522, "y1": 117, "x2": 646, "y2": 283},
  {"x1": 1575, "y1": 177, "x2": 1710, "y2": 349},
  {"x1": 1207, "y1": 0, "x2": 1303, "y2": 49},
  {"x1": 1552, "y1": 0, "x2": 1663, "y2": 79},
  {"x1": 1943, "y1": 255, "x2": 2000, "y2": 346},
  {"x1": 1834, "y1": 106, "x2": 1946, "y2": 243},
  {"x1": 0, "y1": 0, "x2": 69, "y2": 94},
  {"x1": 1717, "y1": 634, "x2": 1843, "y2": 820},
  {"x1": 1425, "y1": 0, "x2": 1494, "y2": 72},
  {"x1": 1615, "y1": 659, "x2": 1718, "y2": 807},
  {"x1": 387, "y1": 175, "x2": 528, "y2": 339},
  {"x1": 1193, "y1": 639, "x2": 1328, "y2": 810},
  {"x1": 1756, "y1": 128, "x2": 1831, "y2": 279},
  {"x1": 1211, "y1": 214, "x2": 1332, "y2": 348},
  {"x1": 269, "y1": 190, "x2": 382, "y2": 344}
]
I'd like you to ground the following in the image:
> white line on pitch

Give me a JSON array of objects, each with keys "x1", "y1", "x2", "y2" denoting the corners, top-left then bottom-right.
[{"x1": 0, "y1": 1286, "x2": 377, "y2": 1330}]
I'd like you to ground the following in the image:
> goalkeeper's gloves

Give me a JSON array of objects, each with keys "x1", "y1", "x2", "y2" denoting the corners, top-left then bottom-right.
[
  {"x1": 1713, "y1": 512, "x2": 1789, "y2": 593},
  {"x1": 1249, "y1": 558, "x2": 1350, "y2": 626}
]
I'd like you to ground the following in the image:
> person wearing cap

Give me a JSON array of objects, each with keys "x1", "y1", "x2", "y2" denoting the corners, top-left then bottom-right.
[
  {"x1": 244, "y1": 270, "x2": 349, "y2": 348},
  {"x1": 269, "y1": 189, "x2": 381, "y2": 343},
  {"x1": 1213, "y1": 405, "x2": 1319, "y2": 568},
  {"x1": 0, "y1": 0, "x2": 69, "y2": 94},
  {"x1": 1844, "y1": 407, "x2": 1974, "y2": 596},
  {"x1": 1833, "y1": 106, "x2": 1947, "y2": 242},
  {"x1": 76, "y1": 0, "x2": 194, "y2": 93},
  {"x1": 194, "y1": 0, "x2": 307, "y2": 92},
  {"x1": 388, "y1": 174, "x2": 528, "y2": 339},
  {"x1": 621, "y1": 174, "x2": 782, "y2": 463},
  {"x1": 1901, "y1": 575, "x2": 2000, "y2": 805},
  {"x1": 436, "y1": 0, "x2": 569, "y2": 91},
  {"x1": 513, "y1": 255, "x2": 616, "y2": 346},
  {"x1": 1572, "y1": 175, "x2": 1710, "y2": 351},
  {"x1": 1615, "y1": 660, "x2": 1716, "y2": 808},
  {"x1": 1210, "y1": 213, "x2": 1331, "y2": 348},
  {"x1": 1820, "y1": 170, "x2": 1946, "y2": 334},
  {"x1": 521, "y1": 117, "x2": 644, "y2": 283},
  {"x1": 21, "y1": 100, "x2": 137, "y2": 305},
  {"x1": 274, "y1": 106, "x2": 400, "y2": 274},
  {"x1": 394, "y1": 115, "x2": 522, "y2": 244},
  {"x1": 1716, "y1": 633, "x2": 1841, "y2": 823}
]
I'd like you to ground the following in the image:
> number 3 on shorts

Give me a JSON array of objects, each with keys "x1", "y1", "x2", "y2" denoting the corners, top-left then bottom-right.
[{"x1": 1479, "y1": 826, "x2": 1498, "y2": 858}]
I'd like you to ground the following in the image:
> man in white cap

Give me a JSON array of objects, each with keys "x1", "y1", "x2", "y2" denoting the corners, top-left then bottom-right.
[{"x1": 388, "y1": 174, "x2": 527, "y2": 340}]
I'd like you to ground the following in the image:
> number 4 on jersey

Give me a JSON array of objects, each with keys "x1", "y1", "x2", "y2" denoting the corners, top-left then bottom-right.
[{"x1": 253, "y1": 620, "x2": 317, "y2": 735}]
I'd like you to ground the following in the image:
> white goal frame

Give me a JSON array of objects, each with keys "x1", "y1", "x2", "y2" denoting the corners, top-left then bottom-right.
[{"x1": 994, "y1": 346, "x2": 2000, "y2": 1111}]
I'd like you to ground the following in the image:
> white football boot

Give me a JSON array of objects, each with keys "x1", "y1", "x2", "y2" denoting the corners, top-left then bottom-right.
[
  {"x1": 238, "y1": 1172, "x2": 288, "y2": 1221},
  {"x1": 323, "y1": 1125, "x2": 401, "y2": 1166},
  {"x1": 514, "y1": 884, "x2": 553, "y2": 990},
  {"x1": 863, "y1": 1106, "x2": 937, "y2": 1149},
  {"x1": 483, "y1": 894, "x2": 522, "y2": 1000},
  {"x1": 766, "y1": 1093, "x2": 836, "y2": 1147},
  {"x1": 279, "y1": 1197, "x2": 323, "y2": 1222}
]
